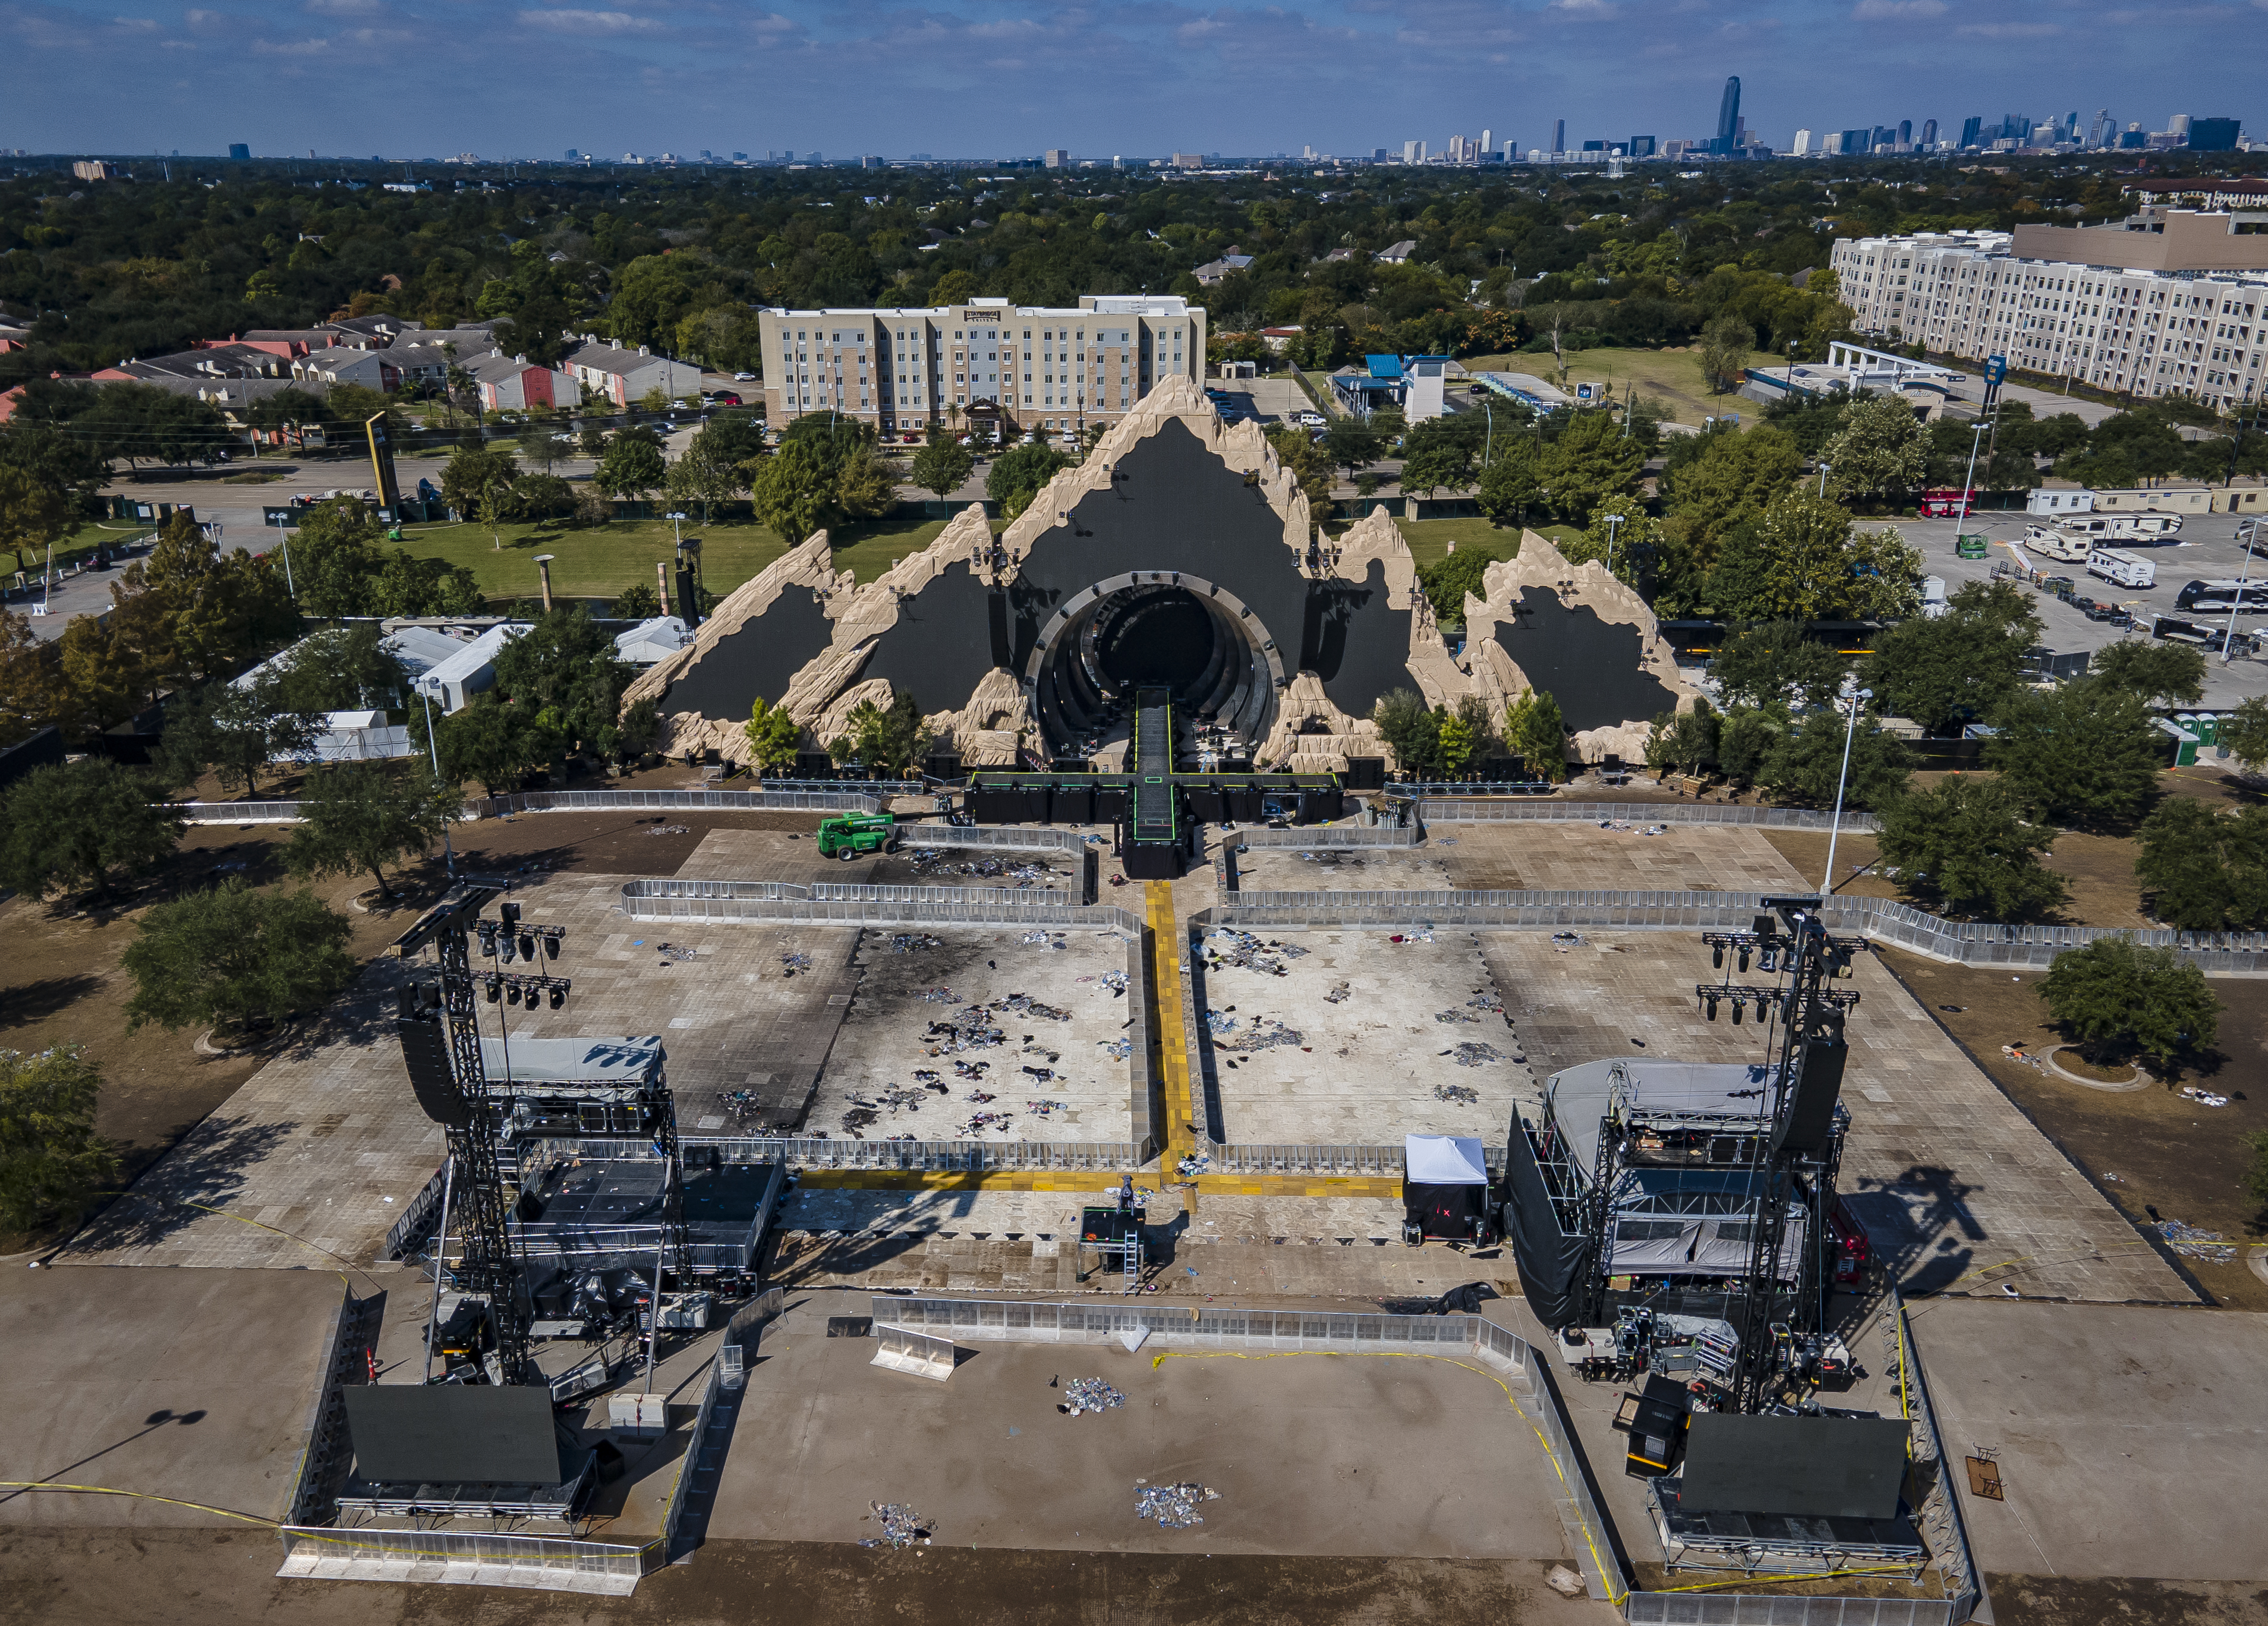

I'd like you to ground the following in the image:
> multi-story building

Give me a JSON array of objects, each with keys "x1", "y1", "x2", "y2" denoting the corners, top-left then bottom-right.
[
  {"x1": 753, "y1": 295, "x2": 1206, "y2": 440},
  {"x1": 560, "y1": 337, "x2": 704, "y2": 406},
  {"x1": 1831, "y1": 208, "x2": 2268, "y2": 409}
]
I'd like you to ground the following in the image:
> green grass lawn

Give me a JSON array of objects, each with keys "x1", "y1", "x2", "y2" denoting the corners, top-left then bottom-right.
[
  {"x1": 1391, "y1": 516, "x2": 1583, "y2": 571},
  {"x1": 390, "y1": 513, "x2": 959, "y2": 606},
  {"x1": 1461, "y1": 344, "x2": 1774, "y2": 426}
]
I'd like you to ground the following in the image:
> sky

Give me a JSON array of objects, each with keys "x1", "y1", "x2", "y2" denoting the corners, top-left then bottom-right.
[{"x1": 2, "y1": 0, "x2": 2261, "y2": 160}]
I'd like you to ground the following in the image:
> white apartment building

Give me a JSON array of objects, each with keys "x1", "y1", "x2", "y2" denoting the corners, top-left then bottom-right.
[
  {"x1": 754, "y1": 295, "x2": 1205, "y2": 440},
  {"x1": 1832, "y1": 209, "x2": 2268, "y2": 408}
]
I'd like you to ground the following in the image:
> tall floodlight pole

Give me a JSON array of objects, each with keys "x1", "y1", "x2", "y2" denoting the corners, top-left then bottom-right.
[
  {"x1": 1822, "y1": 684, "x2": 1873, "y2": 894},
  {"x1": 1958, "y1": 421, "x2": 1987, "y2": 528},
  {"x1": 2223, "y1": 519, "x2": 2260, "y2": 664}
]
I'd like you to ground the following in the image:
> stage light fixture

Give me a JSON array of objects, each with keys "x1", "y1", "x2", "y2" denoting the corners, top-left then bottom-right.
[
  {"x1": 506, "y1": 981, "x2": 522, "y2": 1006},
  {"x1": 549, "y1": 984, "x2": 566, "y2": 1009},
  {"x1": 484, "y1": 974, "x2": 501, "y2": 1004},
  {"x1": 1705, "y1": 996, "x2": 1720, "y2": 1021},
  {"x1": 518, "y1": 932, "x2": 536, "y2": 961},
  {"x1": 499, "y1": 931, "x2": 516, "y2": 963},
  {"x1": 544, "y1": 932, "x2": 560, "y2": 960},
  {"x1": 1731, "y1": 996, "x2": 1745, "y2": 1026},
  {"x1": 1736, "y1": 947, "x2": 1750, "y2": 973},
  {"x1": 1711, "y1": 944, "x2": 1724, "y2": 969},
  {"x1": 477, "y1": 921, "x2": 497, "y2": 956},
  {"x1": 1759, "y1": 946, "x2": 1778, "y2": 973},
  {"x1": 499, "y1": 902, "x2": 521, "y2": 927}
]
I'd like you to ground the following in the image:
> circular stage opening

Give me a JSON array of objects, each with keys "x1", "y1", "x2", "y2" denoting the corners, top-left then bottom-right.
[{"x1": 1096, "y1": 588, "x2": 1218, "y2": 699}]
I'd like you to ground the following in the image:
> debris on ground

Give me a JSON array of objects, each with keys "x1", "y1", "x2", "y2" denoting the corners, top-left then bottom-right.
[
  {"x1": 1204, "y1": 1009, "x2": 1238, "y2": 1036},
  {"x1": 1434, "y1": 1082, "x2": 1481, "y2": 1105},
  {"x1": 909, "y1": 850, "x2": 1055, "y2": 883},
  {"x1": 961, "y1": 1110, "x2": 1016, "y2": 1135},
  {"x1": 889, "y1": 933, "x2": 943, "y2": 953},
  {"x1": 918, "y1": 987, "x2": 958, "y2": 1003},
  {"x1": 1466, "y1": 988, "x2": 1505, "y2": 1016},
  {"x1": 2156, "y1": 1219, "x2": 2237, "y2": 1263},
  {"x1": 1023, "y1": 930, "x2": 1067, "y2": 948},
  {"x1": 1099, "y1": 1037, "x2": 1133, "y2": 1060},
  {"x1": 1386, "y1": 930, "x2": 1435, "y2": 944},
  {"x1": 1434, "y1": 1008, "x2": 1482, "y2": 1025},
  {"x1": 1549, "y1": 932, "x2": 1583, "y2": 952},
  {"x1": 645, "y1": 823, "x2": 692, "y2": 836},
  {"x1": 1201, "y1": 928, "x2": 1309, "y2": 976},
  {"x1": 654, "y1": 943, "x2": 699, "y2": 962},
  {"x1": 1133, "y1": 1480, "x2": 1220, "y2": 1530},
  {"x1": 858, "y1": 1501, "x2": 934, "y2": 1549},
  {"x1": 1097, "y1": 970, "x2": 1129, "y2": 995},
  {"x1": 1062, "y1": 1377, "x2": 1126, "y2": 1416},
  {"x1": 1447, "y1": 1042, "x2": 1504, "y2": 1068},
  {"x1": 1022, "y1": 1066, "x2": 1056, "y2": 1082},
  {"x1": 924, "y1": 1008, "x2": 1007, "y2": 1055},
  {"x1": 1026, "y1": 1098, "x2": 1071, "y2": 1119},
  {"x1": 2177, "y1": 1085, "x2": 2231, "y2": 1107},
  {"x1": 1001, "y1": 992, "x2": 1070, "y2": 1022},
  {"x1": 1176, "y1": 1152, "x2": 1213, "y2": 1177},
  {"x1": 1221, "y1": 1019, "x2": 1306, "y2": 1054},
  {"x1": 1324, "y1": 984, "x2": 1352, "y2": 1004}
]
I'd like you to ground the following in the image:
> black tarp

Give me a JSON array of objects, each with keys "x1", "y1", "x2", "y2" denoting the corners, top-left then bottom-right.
[
  {"x1": 342, "y1": 1385, "x2": 574, "y2": 1486},
  {"x1": 1502, "y1": 1123, "x2": 1590, "y2": 1326},
  {"x1": 1680, "y1": 1413, "x2": 1912, "y2": 1520},
  {"x1": 1472, "y1": 588, "x2": 1680, "y2": 733},
  {"x1": 667, "y1": 583, "x2": 836, "y2": 721}
]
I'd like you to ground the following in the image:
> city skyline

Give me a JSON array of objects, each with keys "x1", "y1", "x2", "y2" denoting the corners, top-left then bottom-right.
[{"x1": 2, "y1": 0, "x2": 2261, "y2": 159}]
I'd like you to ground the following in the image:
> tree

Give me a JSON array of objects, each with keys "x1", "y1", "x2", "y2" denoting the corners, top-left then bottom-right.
[
  {"x1": 1823, "y1": 393, "x2": 1926, "y2": 502},
  {"x1": 440, "y1": 443, "x2": 523, "y2": 550},
  {"x1": 122, "y1": 879, "x2": 356, "y2": 1035},
  {"x1": 834, "y1": 445, "x2": 900, "y2": 520},
  {"x1": 1474, "y1": 443, "x2": 1544, "y2": 529},
  {"x1": 1398, "y1": 438, "x2": 1472, "y2": 500},
  {"x1": 272, "y1": 623, "x2": 407, "y2": 714},
  {"x1": 751, "y1": 440, "x2": 844, "y2": 544},
  {"x1": 745, "y1": 695, "x2": 801, "y2": 775},
  {"x1": 1502, "y1": 688, "x2": 1570, "y2": 782},
  {"x1": 0, "y1": 760, "x2": 182, "y2": 901},
  {"x1": 1987, "y1": 678, "x2": 2162, "y2": 829},
  {"x1": 613, "y1": 582, "x2": 661, "y2": 619},
  {"x1": 1437, "y1": 708, "x2": 1476, "y2": 777},
  {"x1": 2217, "y1": 695, "x2": 2268, "y2": 772},
  {"x1": 1265, "y1": 426, "x2": 1334, "y2": 526},
  {"x1": 290, "y1": 497, "x2": 389, "y2": 616},
  {"x1": 663, "y1": 435, "x2": 745, "y2": 521},
  {"x1": 158, "y1": 677, "x2": 325, "y2": 798},
  {"x1": 1645, "y1": 699, "x2": 1721, "y2": 775},
  {"x1": 1697, "y1": 313, "x2": 1752, "y2": 395},
  {"x1": 595, "y1": 429, "x2": 667, "y2": 503},
  {"x1": 1372, "y1": 689, "x2": 1441, "y2": 778},
  {"x1": 828, "y1": 689, "x2": 929, "y2": 776},
  {"x1": 1876, "y1": 777, "x2": 2068, "y2": 918},
  {"x1": 1417, "y1": 543, "x2": 1513, "y2": 626},
  {"x1": 1711, "y1": 622, "x2": 1844, "y2": 711},
  {"x1": 1713, "y1": 491, "x2": 1920, "y2": 622},
  {"x1": 429, "y1": 695, "x2": 551, "y2": 795},
  {"x1": 0, "y1": 464, "x2": 76, "y2": 576},
  {"x1": 285, "y1": 763, "x2": 461, "y2": 900},
  {"x1": 1323, "y1": 418, "x2": 1387, "y2": 480},
  {"x1": 1861, "y1": 579, "x2": 2043, "y2": 733},
  {"x1": 490, "y1": 605, "x2": 630, "y2": 755},
  {"x1": 245, "y1": 386, "x2": 326, "y2": 452},
  {"x1": 985, "y1": 442, "x2": 1072, "y2": 521},
  {"x1": 1755, "y1": 710, "x2": 1911, "y2": 809},
  {"x1": 2090, "y1": 639, "x2": 2206, "y2": 708},
  {"x1": 0, "y1": 1045, "x2": 119, "y2": 1236},
  {"x1": 2133, "y1": 799, "x2": 2268, "y2": 931},
  {"x1": 2040, "y1": 935, "x2": 2219, "y2": 1069},
  {"x1": 1537, "y1": 408, "x2": 1645, "y2": 527},
  {"x1": 1658, "y1": 422, "x2": 1803, "y2": 568},
  {"x1": 911, "y1": 437, "x2": 975, "y2": 501}
]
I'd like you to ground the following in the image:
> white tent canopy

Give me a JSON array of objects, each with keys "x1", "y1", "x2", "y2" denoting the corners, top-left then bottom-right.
[{"x1": 1405, "y1": 1134, "x2": 1489, "y2": 1186}]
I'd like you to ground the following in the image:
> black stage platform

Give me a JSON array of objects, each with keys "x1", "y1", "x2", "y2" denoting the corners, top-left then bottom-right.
[{"x1": 514, "y1": 1155, "x2": 784, "y2": 1275}]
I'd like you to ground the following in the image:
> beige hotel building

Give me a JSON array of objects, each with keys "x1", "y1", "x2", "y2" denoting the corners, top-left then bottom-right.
[{"x1": 755, "y1": 294, "x2": 1206, "y2": 439}]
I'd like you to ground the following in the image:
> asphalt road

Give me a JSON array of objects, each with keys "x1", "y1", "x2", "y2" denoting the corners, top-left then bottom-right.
[{"x1": 1896, "y1": 508, "x2": 2268, "y2": 711}]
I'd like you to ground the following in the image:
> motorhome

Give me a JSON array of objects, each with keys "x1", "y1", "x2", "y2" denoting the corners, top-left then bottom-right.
[
  {"x1": 2087, "y1": 548, "x2": 2156, "y2": 590},
  {"x1": 2175, "y1": 578, "x2": 2268, "y2": 613},
  {"x1": 2024, "y1": 512, "x2": 2182, "y2": 556},
  {"x1": 2023, "y1": 524, "x2": 2093, "y2": 562}
]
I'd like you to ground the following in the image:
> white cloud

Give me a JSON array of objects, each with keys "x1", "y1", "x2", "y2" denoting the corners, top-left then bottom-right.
[
  {"x1": 1956, "y1": 20, "x2": 2061, "y2": 36},
  {"x1": 1550, "y1": 0, "x2": 1617, "y2": 15},
  {"x1": 306, "y1": 0, "x2": 385, "y2": 14},
  {"x1": 1852, "y1": 0, "x2": 1947, "y2": 18},
  {"x1": 251, "y1": 34, "x2": 329, "y2": 52},
  {"x1": 518, "y1": 8, "x2": 667, "y2": 33}
]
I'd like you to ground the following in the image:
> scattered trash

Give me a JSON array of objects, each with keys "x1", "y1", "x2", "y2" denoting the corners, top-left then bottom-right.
[
  {"x1": 1448, "y1": 1042, "x2": 1504, "y2": 1068},
  {"x1": 858, "y1": 1501, "x2": 934, "y2": 1549},
  {"x1": 1099, "y1": 1037, "x2": 1133, "y2": 1060},
  {"x1": 2178, "y1": 1085, "x2": 2230, "y2": 1107},
  {"x1": 909, "y1": 849, "x2": 1055, "y2": 883},
  {"x1": 2156, "y1": 1219, "x2": 2236, "y2": 1263},
  {"x1": 1549, "y1": 931, "x2": 1583, "y2": 952},
  {"x1": 1022, "y1": 930, "x2": 1067, "y2": 948},
  {"x1": 1176, "y1": 1151, "x2": 1213, "y2": 1177},
  {"x1": 961, "y1": 1110, "x2": 1016, "y2": 1135},
  {"x1": 1386, "y1": 930, "x2": 1437, "y2": 944},
  {"x1": 1202, "y1": 927, "x2": 1309, "y2": 976},
  {"x1": 1062, "y1": 1377, "x2": 1126, "y2": 1416},
  {"x1": 1435, "y1": 836, "x2": 1457, "y2": 846},
  {"x1": 1221, "y1": 1018, "x2": 1306, "y2": 1054},
  {"x1": 1434, "y1": 1008, "x2": 1482, "y2": 1025},
  {"x1": 913, "y1": 1069, "x2": 941, "y2": 1083},
  {"x1": 1204, "y1": 1009, "x2": 1239, "y2": 1036},
  {"x1": 1434, "y1": 1083, "x2": 1481, "y2": 1105},
  {"x1": 1466, "y1": 989, "x2": 1505, "y2": 1015},
  {"x1": 1133, "y1": 1480, "x2": 1220, "y2": 1531},
  {"x1": 1938, "y1": 1004, "x2": 1965, "y2": 1013},
  {"x1": 1324, "y1": 985, "x2": 1352, "y2": 1004},
  {"x1": 889, "y1": 933, "x2": 944, "y2": 953},
  {"x1": 1641, "y1": 824, "x2": 1668, "y2": 836},
  {"x1": 655, "y1": 943, "x2": 699, "y2": 963},
  {"x1": 1022, "y1": 1066, "x2": 1057, "y2": 1082},
  {"x1": 1097, "y1": 970, "x2": 1129, "y2": 995},
  {"x1": 925, "y1": 1008, "x2": 1007, "y2": 1055},
  {"x1": 1545, "y1": 1565, "x2": 1586, "y2": 1599},
  {"x1": 645, "y1": 823, "x2": 691, "y2": 836},
  {"x1": 918, "y1": 987, "x2": 959, "y2": 1004},
  {"x1": 1026, "y1": 1098, "x2": 1071, "y2": 1119},
  {"x1": 1001, "y1": 993, "x2": 1070, "y2": 1022}
]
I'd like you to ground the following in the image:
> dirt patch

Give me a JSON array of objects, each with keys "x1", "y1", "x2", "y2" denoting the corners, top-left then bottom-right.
[
  {"x1": 1759, "y1": 827, "x2": 2154, "y2": 929},
  {"x1": 1982, "y1": 1574, "x2": 2268, "y2": 1626},
  {"x1": 1875, "y1": 948, "x2": 2267, "y2": 1310}
]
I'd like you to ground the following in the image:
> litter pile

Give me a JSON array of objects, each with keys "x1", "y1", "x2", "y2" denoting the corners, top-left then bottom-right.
[
  {"x1": 1549, "y1": 932, "x2": 1583, "y2": 952},
  {"x1": 2156, "y1": 1219, "x2": 2237, "y2": 1263},
  {"x1": 1324, "y1": 985, "x2": 1352, "y2": 1004},
  {"x1": 909, "y1": 850, "x2": 1055, "y2": 883},
  {"x1": 1023, "y1": 930, "x2": 1068, "y2": 949},
  {"x1": 1001, "y1": 992, "x2": 1070, "y2": 1022},
  {"x1": 645, "y1": 823, "x2": 691, "y2": 836},
  {"x1": 1203, "y1": 1009, "x2": 1237, "y2": 1036},
  {"x1": 1026, "y1": 1098, "x2": 1071, "y2": 1119},
  {"x1": 1134, "y1": 1480, "x2": 1220, "y2": 1530},
  {"x1": 654, "y1": 943, "x2": 699, "y2": 963},
  {"x1": 918, "y1": 987, "x2": 959, "y2": 1004},
  {"x1": 1434, "y1": 1007, "x2": 1482, "y2": 1026},
  {"x1": 924, "y1": 1007, "x2": 1007, "y2": 1056},
  {"x1": 2177, "y1": 1085, "x2": 2231, "y2": 1107},
  {"x1": 1175, "y1": 1151, "x2": 1213, "y2": 1177},
  {"x1": 1434, "y1": 1082, "x2": 1481, "y2": 1105},
  {"x1": 1447, "y1": 1042, "x2": 1504, "y2": 1068},
  {"x1": 1386, "y1": 930, "x2": 1436, "y2": 945},
  {"x1": 1062, "y1": 1377, "x2": 1126, "y2": 1416},
  {"x1": 961, "y1": 1109, "x2": 1015, "y2": 1135},
  {"x1": 1202, "y1": 928, "x2": 1309, "y2": 977},
  {"x1": 1221, "y1": 1019, "x2": 1306, "y2": 1054},
  {"x1": 889, "y1": 933, "x2": 943, "y2": 953},
  {"x1": 1098, "y1": 1036, "x2": 1133, "y2": 1060},
  {"x1": 858, "y1": 1501, "x2": 934, "y2": 1549},
  {"x1": 1466, "y1": 988, "x2": 1505, "y2": 1016}
]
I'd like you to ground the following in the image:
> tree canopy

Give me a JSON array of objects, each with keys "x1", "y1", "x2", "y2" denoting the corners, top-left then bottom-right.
[
  {"x1": 122, "y1": 879, "x2": 357, "y2": 1034},
  {"x1": 2040, "y1": 935, "x2": 2219, "y2": 1069}
]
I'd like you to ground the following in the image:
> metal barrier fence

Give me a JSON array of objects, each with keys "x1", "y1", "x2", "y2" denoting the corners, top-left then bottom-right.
[
  {"x1": 1202, "y1": 888, "x2": 2268, "y2": 973},
  {"x1": 1199, "y1": 1142, "x2": 1508, "y2": 1177},
  {"x1": 172, "y1": 799, "x2": 306, "y2": 824},
  {"x1": 479, "y1": 787, "x2": 885, "y2": 814},
  {"x1": 382, "y1": 1163, "x2": 449, "y2": 1260},
  {"x1": 894, "y1": 824, "x2": 1098, "y2": 855},
  {"x1": 1234, "y1": 824, "x2": 1421, "y2": 849},
  {"x1": 1416, "y1": 799, "x2": 1883, "y2": 833},
  {"x1": 1624, "y1": 1597, "x2": 1954, "y2": 1625},
  {"x1": 537, "y1": 1135, "x2": 1147, "y2": 1174},
  {"x1": 619, "y1": 877, "x2": 1070, "y2": 907},
  {"x1": 619, "y1": 886, "x2": 1142, "y2": 935},
  {"x1": 276, "y1": 1526, "x2": 645, "y2": 1592}
]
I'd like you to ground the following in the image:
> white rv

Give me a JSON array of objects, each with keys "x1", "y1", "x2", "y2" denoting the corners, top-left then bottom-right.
[
  {"x1": 2087, "y1": 548, "x2": 2156, "y2": 590},
  {"x1": 2023, "y1": 524, "x2": 2094, "y2": 562}
]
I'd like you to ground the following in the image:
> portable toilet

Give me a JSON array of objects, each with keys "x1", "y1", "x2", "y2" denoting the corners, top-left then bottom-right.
[
  {"x1": 2154, "y1": 716, "x2": 2201, "y2": 767},
  {"x1": 2191, "y1": 713, "x2": 2218, "y2": 748}
]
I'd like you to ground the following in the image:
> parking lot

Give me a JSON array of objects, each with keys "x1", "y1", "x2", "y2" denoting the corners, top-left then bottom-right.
[{"x1": 1892, "y1": 507, "x2": 2268, "y2": 711}]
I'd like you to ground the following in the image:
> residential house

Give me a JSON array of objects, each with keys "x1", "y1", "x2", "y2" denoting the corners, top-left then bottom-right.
[
  {"x1": 560, "y1": 336, "x2": 704, "y2": 406},
  {"x1": 1376, "y1": 240, "x2": 1418, "y2": 264},
  {"x1": 468, "y1": 351, "x2": 578, "y2": 412},
  {"x1": 1193, "y1": 247, "x2": 1256, "y2": 285}
]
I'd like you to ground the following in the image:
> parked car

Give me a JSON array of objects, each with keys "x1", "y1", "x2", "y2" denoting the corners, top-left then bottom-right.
[
  {"x1": 732, "y1": 371, "x2": 756, "y2": 381},
  {"x1": 1295, "y1": 411, "x2": 1326, "y2": 427},
  {"x1": 705, "y1": 390, "x2": 742, "y2": 406}
]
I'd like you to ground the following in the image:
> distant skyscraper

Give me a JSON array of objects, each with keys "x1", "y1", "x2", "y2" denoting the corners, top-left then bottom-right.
[
  {"x1": 1629, "y1": 135, "x2": 1656, "y2": 156},
  {"x1": 1552, "y1": 119, "x2": 1565, "y2": 154},
  {"x1": 1897, "y1": 119, "x2": 1912, "y2": 146},
  {"x1": 2168, "y1": 113, "x2": 2192, "y2": 139},
  {"x1": 2087, "y1": 109, "x2": 2110, "y2": 147},
  {"x1": 1920, "y1": 119, "x2": 1937, "y2": 147},
  {"x1": 1480, "y1": 128, "x2": 1492, "y2": 155},
  {"x1": 565, "y1": 148, "x2": 581, "y2": 161},
  {"x1": 1792, "y1": 129, "x2": 1814, "y2": 156},
  {"x1": 2187, "y1": 117, "x2": 2241, "y2": 151},
  {"x1": 1959, "y1": 116, "x2": 1982, "y2": 149},
  {"x1": 1714, "y1": 77, "x2": 1741, "y2": 154},
  {"x1": 228, "y1": 143, "x2": 250, "y2": 160},
  {"x1": 1403, "y1": 139, "x2": 1425, "y2": 163}
]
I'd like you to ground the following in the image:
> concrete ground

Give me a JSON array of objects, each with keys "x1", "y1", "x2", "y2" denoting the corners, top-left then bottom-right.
[
  {"x1": 1435, "y1": 823, "x2": 1819, "y2": 895},
  {"x1": 1906, "y1": 1297, "x2": 2268, "y2": 1587},
  {"x1": 1229, "y1": 846, "x2": 1452, "y2": 893},
  {"x1": 1192, "y1": 925, "x2": 1538, "y2": 1147},
  {"x1": 1206, "y1": 377, "x2": 1316, "y2": 426},
  {"x1": 0, "y1": 1266, "x2": 346, "y2": 1528},
  {"x1": 1485, "y1": 931, "x2": 2195, "y2": 1304},
  {"x1": 713, "y1": 1293, "x2": 1575, "y2": 1561},
  {"x1": 818, "y1": 927, "x2": 1140, "y2": 1145}
]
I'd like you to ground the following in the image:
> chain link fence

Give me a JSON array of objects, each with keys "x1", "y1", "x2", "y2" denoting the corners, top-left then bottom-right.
[
  {"x1": 1234, "y1": 824, "x2": 1421, "y2": 849},
  {"x1": 619, "y1": 887, "x2": 1141, "y2": 932},
  {"x1": 533, "y1": 1134, "x2": 1146, "y2": 1173},
  {"x1": 619, "y1": 877, "x2": 1070, "y2": 907},
  {"x1": 1416, "y1": 799, "x2": 1883, "y2": 832}
]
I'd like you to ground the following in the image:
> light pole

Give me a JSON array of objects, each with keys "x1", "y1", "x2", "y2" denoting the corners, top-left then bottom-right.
[
  {"x1": 1603, "y1": 513, "x2": 1625, "y2": 571},
  {"x1": 2222, "y1": 518, "x2": 2261, "y2": 664},
  {"x1": 664, "y1": 510, "x2": 688, "y2": 547},
  {"x1": 419, "y1": 685, "x2": 456, "y2": 877},
  {"x1": 1957, "y1": 420, "x2": 1987, "y2": 528},
  {"x1": 1822, "y1": 683, "x2": 1873, "y2": 896},
  {"x1": 1817, "y1": 461, "x2": 1832, "y2": 499}
]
